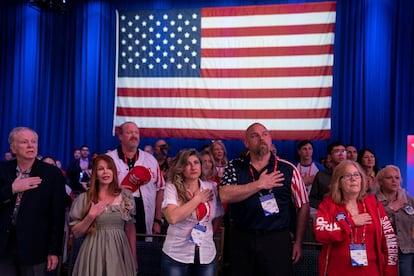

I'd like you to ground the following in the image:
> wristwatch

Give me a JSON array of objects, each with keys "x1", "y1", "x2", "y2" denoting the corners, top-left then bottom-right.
[{"x1": 154, "y1": 218, "x2": 164, "y2": 225}]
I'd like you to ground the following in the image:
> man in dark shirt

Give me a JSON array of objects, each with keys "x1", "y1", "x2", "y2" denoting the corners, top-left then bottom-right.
[
  {"x1": 309, "y1": 141, "x2": 347, "y2": 210},
  {"x1": 66, "y1": 145, "x2": 92, "y2": 195},
  {"x1": 0, "y1": 127, "x2": 66, "y2": 275},
  {"x1": 220, "y1": 122, "x2": 309, "y2": 276}
]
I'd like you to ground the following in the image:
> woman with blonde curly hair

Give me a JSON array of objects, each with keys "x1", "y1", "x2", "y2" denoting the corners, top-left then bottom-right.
[
  {"x1": 161, "y1": 149, "x2": 220, "y2": 276},
  {"x1": 69, "y1": 154, "x2": 137, "y2": 275}
]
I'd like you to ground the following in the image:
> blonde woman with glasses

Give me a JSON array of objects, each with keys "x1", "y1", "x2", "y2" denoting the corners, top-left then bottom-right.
[{"x1": 314, "y1": 160, "x2": 398, "y2": 276}]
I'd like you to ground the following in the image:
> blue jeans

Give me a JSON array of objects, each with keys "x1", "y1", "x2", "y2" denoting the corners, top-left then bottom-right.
[
  {"x1": 399, "y1": 252, "x2": 414, "y2": 276},
  {"x1": 161, "y1": 252, "x2": 215, "y2": 276}
]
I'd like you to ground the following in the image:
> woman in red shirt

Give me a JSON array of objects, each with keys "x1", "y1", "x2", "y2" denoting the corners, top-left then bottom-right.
[{"x1": 314, "y1": 160, "x2": 398, "y2": 276}]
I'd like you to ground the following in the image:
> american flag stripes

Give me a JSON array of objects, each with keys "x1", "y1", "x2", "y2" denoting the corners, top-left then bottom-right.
[{"x1": 114, "y1": 1, "x2": 336, "y2": 140}]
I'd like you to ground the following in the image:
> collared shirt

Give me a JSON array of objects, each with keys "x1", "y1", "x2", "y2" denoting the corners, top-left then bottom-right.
[
  {"x1": 161, "y1": 179, "x2": 218, "y2": 264},
  {"x1": 11, "y1": 166, "x2": 32, "y2": 225},
  {"x1": 107, "y1": 148, "x2": 165, "y2": 235},
  {"x1": 221, "y1": 154, "x2": 308, "y2": 231}
]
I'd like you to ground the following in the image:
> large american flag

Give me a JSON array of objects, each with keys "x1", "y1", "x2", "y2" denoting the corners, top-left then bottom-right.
[{"x1": 114, "y1": 1, "x2": 336, "y2": 140}]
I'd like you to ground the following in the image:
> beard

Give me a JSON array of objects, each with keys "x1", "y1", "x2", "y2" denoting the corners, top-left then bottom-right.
[{"x1": 252, "y1": 142, "x2": 269, "y2": 157}]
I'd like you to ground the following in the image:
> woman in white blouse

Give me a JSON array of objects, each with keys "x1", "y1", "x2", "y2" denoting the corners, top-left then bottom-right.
[{"x1": 161, "y1": 148, "x2": 219, "y2": 276}]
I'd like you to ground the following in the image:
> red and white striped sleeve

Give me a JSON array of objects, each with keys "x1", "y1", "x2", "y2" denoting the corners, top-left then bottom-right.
[{"x1": 289, "y1": 161, "x2": 309, "y2": 207}]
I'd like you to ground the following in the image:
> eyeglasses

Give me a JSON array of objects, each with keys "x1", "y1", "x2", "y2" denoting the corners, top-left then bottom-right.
[
  {"x1": 332, "y1": 149, "x2": 347, "y2": 155},
  {"x1": 340, "y1": 173, "x2": 361, "y2": 180}
]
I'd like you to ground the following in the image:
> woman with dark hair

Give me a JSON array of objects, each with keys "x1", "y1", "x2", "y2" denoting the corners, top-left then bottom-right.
[
  {"x1": 357, "y1": 148, "x2": 378, "y2": 193},
  {"x1": 41, "y1": 156, "x2": 57, "y2": 166},
  {"x1": 314, "y1": 160, "x2": 398, "y2": 276},
  {"x1": 161, "y1": 149, "x2": 219, "y2": 276},
  {"x1": 69, "y1": 154, "x2": 137, "y2": 275}
]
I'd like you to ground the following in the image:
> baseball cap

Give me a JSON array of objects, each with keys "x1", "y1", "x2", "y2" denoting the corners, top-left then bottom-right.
[{"x1": 121, "y1": 166, "x2": 151, "y2": 192}]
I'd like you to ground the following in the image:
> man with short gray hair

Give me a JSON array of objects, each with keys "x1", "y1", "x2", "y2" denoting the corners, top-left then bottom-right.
[{"x1": 0, "y1": 127, "x2": 66, "y2": 275}]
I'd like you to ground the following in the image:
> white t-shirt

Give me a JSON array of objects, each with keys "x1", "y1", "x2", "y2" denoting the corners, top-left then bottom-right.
[
  {"x1": 162, "y1": 180, "x2": 218, "y2": 264},
  {"x1": 296, "y1": 162, "x2": 321, "y2": 195}
]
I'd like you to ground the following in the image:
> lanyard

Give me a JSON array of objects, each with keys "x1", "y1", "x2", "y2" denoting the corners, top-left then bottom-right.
[
  {"x1": 123, "y1": 152, "x2": 138, "y2": 170},
  {"x1": 347, "y1": 201, "x2": 367, "y2": 244}
]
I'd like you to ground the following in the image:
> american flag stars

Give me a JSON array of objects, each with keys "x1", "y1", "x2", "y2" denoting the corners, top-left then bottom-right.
[{"x1": 118, "y1": 10, "x2": 201, "y2": 77}]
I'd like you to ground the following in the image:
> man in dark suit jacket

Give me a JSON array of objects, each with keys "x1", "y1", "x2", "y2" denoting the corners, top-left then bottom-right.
[
  {"x1": 0, "y1": 127, "x2": 66, "y2": 275},
  {"x1": 66, "y1": 145, "x2": 92, "y2": 195}
]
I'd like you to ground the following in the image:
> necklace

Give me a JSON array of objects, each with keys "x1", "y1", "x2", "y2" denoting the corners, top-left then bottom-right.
[{"x1": 384, "y1": 192, "x2": 397, "y2": 202}]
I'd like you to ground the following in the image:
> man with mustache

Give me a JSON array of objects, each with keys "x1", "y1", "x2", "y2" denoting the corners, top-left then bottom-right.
[
  {"x1": 107, "y1": 122, "x2": 165, "y2": 239},
  {"x1": 220, "y1": 122, "x2": 309, "y2": 276}
]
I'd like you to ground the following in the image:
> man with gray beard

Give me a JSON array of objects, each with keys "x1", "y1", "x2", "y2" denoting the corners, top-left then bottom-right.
[{"x1": 220, "y1": 122, "x2": 309, "y2": 276}]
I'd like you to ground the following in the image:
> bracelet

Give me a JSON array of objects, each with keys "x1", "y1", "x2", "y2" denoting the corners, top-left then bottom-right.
[{"x1": 154, "y1": 218, "x2": 163, "y2": 225}]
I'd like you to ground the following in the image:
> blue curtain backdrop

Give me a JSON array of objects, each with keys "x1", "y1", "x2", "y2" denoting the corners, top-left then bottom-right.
[{"x1": 1, "y1": 0, "x2": 413, "y2": 189}]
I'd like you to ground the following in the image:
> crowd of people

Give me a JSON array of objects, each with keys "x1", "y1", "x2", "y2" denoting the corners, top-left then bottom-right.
[{"x1": 0, "y1": 122, "x2": 413, "y2": 276}]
